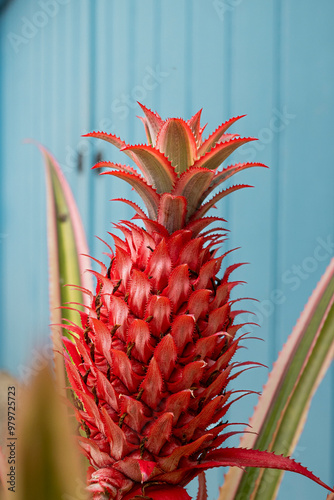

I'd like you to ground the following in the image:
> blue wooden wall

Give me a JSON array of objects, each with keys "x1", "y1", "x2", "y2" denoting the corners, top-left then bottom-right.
[{"x1": 0, "y1": 1, "x2": 333, "y2": 498}]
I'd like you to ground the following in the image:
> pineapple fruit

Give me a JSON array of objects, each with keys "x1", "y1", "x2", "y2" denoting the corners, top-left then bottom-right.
[{"x1": 62, "y1": 104, "x2": 328, "y2": 500}]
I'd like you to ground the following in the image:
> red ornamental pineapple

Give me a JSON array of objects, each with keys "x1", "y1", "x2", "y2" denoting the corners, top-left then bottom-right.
[{"x1": 63, "y1": 104, "x2": 332, "y2": 500}]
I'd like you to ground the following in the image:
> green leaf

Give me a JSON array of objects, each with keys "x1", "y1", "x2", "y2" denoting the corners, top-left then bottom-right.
[
  {"x1": 14, "y1": 367, "x2": 87, "y2": 499},
  {"x1": 220, "y1": 258, "x2": 334, "y2": 500}
]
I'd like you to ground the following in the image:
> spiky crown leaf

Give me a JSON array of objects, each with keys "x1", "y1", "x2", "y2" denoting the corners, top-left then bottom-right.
[{"x1": 84, "y1": 103, "x2": 266, "y2": 232}]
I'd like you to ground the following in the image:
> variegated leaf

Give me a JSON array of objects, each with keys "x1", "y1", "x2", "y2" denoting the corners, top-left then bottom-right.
[
  {"x1": 121, "y1": 144, "x2": 177, "y2": 193},
  {"x1": 37, "y1": 145, "x2": 92, "y2": 388},
  {"x1": 198, "y1": 115, "x2": 246, "y2": 156},
  {"x1": 156, "y1": 118, "x2": 198, "y2": 174},
  {"x1": 220, "y1": 258, "x2": 334, "y2": 500}
]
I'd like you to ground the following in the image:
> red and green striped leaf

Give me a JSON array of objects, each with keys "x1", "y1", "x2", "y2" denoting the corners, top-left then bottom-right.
[
  {"x1": 121, "y1": 144, "x2": 177, "y2": 193},
  {"x1": 93, "y1": 160, "x2": 139, "y2": 177},
  {"x1": 157, "y1": 193, "x2": 187, "y2": 234},
  {"x1": 198, "y1": 115, "x2": 246, "y2": 156},
  {"x1": 192, "y1": 184, "x2": 253, "y2": 220},
  {"x1": 138, "y1": 102, "x2": 164, "y2": 145},
  {"x1": 173, "y1": 167, "x2": 215, "y2": 219},
  {"x1": 220, "y1": 258, "x2": 334, "y2": 500},
  {"x1": 187, "y1": 108, "x2": 203, "y2": 147},
  {"x1": 83, "y1": 131, "x2": 127, "y2": 150},
  {"x1": 37, "y1": 145, "x2": 92, "y2": 388},
  {"x1": 156, "y1": 118, "x2": 198, "y2": 174},
  {"x1": 101, "y1": 170, "x2": 160, "y2": 220},
  {"x1": 194, "y1": 137, "x2": 256, "y2": 171},
  {"x1": 202, "y1": 162, "x2": 267, "y2": 203}
]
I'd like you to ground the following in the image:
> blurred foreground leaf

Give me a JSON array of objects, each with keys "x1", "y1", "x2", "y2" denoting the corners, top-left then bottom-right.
[{"x1": 13, "y1": 366, "x2": 87, "y2": 500}]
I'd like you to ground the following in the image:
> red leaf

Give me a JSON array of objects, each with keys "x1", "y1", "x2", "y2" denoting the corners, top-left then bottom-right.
[
  {"x1": 167, "y1": 230, "x2": 193, "y2": 264},
  {"x1": 109, "y1": 296, "x2": 129, "y2": 343},
  {"x1": 198, "y1": 115, "x2": 246, "y2": 156},
  {"x1": 204, "y1": 448, "x2": 334, "y2": 493},
  {"x1": 91, "y1": 367, "x2": 119, "y2": 412},
  {"x1": 158, "y1": 434, "x2": 211, "y2": 472},
  {"x1": 140, "y1": 357, "x2": 164, "y2": 409},
  {"x1": 111, "y1": 350, "x2": 142, "y2": 393},
  {"x1": 188, "y1": 289, "x2": 211, "y2": 321},
  {"x1": 185, "y1": 216, "x2": 227, "y2": 237},
  {"x1": 83, "y1": 131, "x2": 127, "y2": 150},
  {"x1": 194, "y1": 137, "x2": 256, "y2": 171},
  {"x1": 145, "y1": 295, "x2": 171, "y2": 337},
  {"x1": 195, "y1": 256, "x2": 223, "y2": 290},
  {"x1": 101, "y1": 170, "x2": 160, "y2": 220},
  {"x1": 202, "y1": 161, "x2": 267, "y2": 202},
  {"x1": 171, "y1": 315, "x2": 196, "y2": 353},
  {"x1": 138, "y1": 102, "x2": 164, "y2": 145},
  {"x1": 127, "y1": 319, "x2": 152, "y2": 364},
  {"x1": 158, "y1": 193, "x2": 187, "y2": 233},
  {"x1": 167, "y1": 360, "x2": 206, "y2": 392},
  {"x1": 100, "y1": 407, "x2": 136, "y2": 460},
  {"x1": 196, "y1": 472, "x2": 208, "y2": 500},
  {"x1": 154, "y1": 334, "x2": 178, "y2": 380},
  {"x1": 90, "y1": 318, "x2": 112, "y2": 360},
  {"x1": 123, "y1": 484, "x2": 191, "y2": 500},
  {"x1": 187, "y1": 108, "x2": 203, "y2": 146},
  {"x1": 112, "y1": 197, "x2": 147, "y2": 219},
  {"x1": 128, "y1": 270, "x2": 151, "y2": 319},
  {"x1": 194, "y1": 184, "x2": 253, "y2": 220},
  {"x1": 176, "y1": 237, "x2": 205, "y2": 273},
  {"x1": 146, "y1": 239, "x2": 172, "y2": 292},
  {"x1": 174, "y1": 395, "x2": 225, "y2": 441},
  {"x1": 119, "y1": 395, "x2": 151, "y2": 434},
  {"x1": 163, "y1": 390, "x2": 192, "y2": 425},
  {"x1": 145, "y1": 412, "x2": 174, "y2": 455},
  {"x1": 173, "y1": 167, "x2": 215, "y2": 219},
  {"x1": 202, "y1": 304, "x2": 230, "y2": 337},
  {"x1": 162, "y1": 264, "x2": 191, "y2": 312}
]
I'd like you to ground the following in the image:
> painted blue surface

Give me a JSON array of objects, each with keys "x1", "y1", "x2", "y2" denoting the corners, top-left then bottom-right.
[{"x1": 0, "y1": 1, "x2": 333, "y2": 498}]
